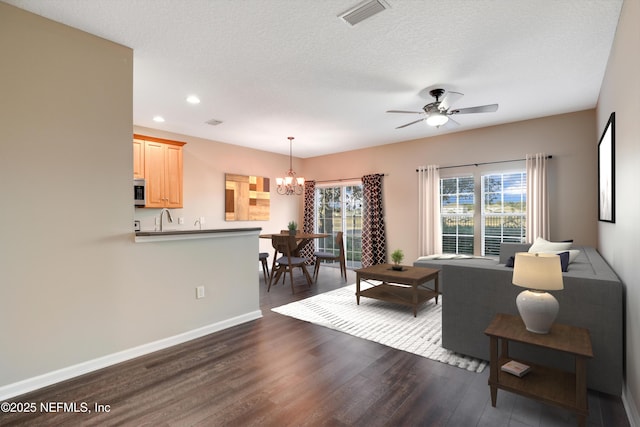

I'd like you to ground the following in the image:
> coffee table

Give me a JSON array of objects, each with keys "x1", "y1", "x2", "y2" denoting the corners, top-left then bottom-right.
[{"x1": 355, "y1": 264, "x2": 440, "y2": 317}]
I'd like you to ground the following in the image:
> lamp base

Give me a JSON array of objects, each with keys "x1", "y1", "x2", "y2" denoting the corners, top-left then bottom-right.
[{"x1": 516, "y1": 290, "x2": 559, "y2": 334}]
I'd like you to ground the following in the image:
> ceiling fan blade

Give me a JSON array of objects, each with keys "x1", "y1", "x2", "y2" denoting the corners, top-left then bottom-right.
[
  {"x1": 450, "y1": 104, "x2": 499, "y2": 114},
  {"x1": 444, "y1": 116, "x2": 461, "y2": 128},
  {"x1": 396, "y1": 118, "x2": 425, "y2": 129},
  {"x1": 386, "y1": 110, "x2": 425, "y2": 114},
  {"x1": 439, "y1": 91, "x2": 464, "y2": 111}
]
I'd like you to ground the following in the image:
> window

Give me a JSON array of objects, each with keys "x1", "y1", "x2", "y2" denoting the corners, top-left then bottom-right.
[
  {"x1": 482, "y1": 172, "x2": 526, "y2": 256},
  {"x1": 315, "y1": 184, "x2": 363, "y2": 268},
  {"x1": 440, "y1": 171, "x2": 526, "y2": 257},
  {"x1": 440, "y1": 177, "x2": 474, "y2": 255}
]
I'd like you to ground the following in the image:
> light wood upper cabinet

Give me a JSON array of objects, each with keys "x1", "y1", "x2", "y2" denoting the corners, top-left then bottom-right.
[
  {"x1": 134, "y1": 134, "x2": 186, "y2": 208},
  {"x1": 133, "y1": 138, "x2": 145, "y2": 179}
]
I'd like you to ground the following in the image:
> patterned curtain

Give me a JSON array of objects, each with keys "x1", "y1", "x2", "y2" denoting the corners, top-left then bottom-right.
[
  {"x1": 417, "y1": 165, "x2": 442, "y2": 255},
  {"x1": 525, "y1": 153, "x2": 550, "y2": 242},
  {"x1": 361, "y1": 174, "x2": 386, "y2": 267},
  {"x1": 300, "y1": 180, "x2": 316, "y2": 263}
]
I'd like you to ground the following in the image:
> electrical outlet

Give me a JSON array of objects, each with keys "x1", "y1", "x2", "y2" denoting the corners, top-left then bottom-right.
[
  {"x1": 196, "y1": 286, "x2": 205, "y2": 299},
  {"x1": 200, "y1": 216, "x2": 206, "y2": 224},
  {"x1": 178, "y1": 217, "x2": 184, "y2": 225}
]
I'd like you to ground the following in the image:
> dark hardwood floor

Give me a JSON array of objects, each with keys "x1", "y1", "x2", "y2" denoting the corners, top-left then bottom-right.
[{"x1": 1, "y1": 266, "x2": 630, "y2": 426}]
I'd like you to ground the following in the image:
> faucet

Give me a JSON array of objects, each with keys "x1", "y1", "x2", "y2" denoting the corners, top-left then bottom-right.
[{"x1": 159, "y1": 208, "x2": 173, "y2": 232}]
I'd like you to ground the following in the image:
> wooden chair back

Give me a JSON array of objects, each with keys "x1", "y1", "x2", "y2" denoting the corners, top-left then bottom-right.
[
  {"x1": 313, "y1": 231, "x2": 347, "y2": 282},
  {"x1": 335, "y1": 231, "x2": 345, "y2": 254},
  {"x1": 269, "y1": 234, "x2": 313, "y2": 293},
  {"x1": 271, "y1": 234, "x2": 298, "y2": 258}
]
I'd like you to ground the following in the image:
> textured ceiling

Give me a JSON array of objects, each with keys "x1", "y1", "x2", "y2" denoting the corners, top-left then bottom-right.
[{"x1": 5, "y1": 0, "x2": 623, "y2": 157}]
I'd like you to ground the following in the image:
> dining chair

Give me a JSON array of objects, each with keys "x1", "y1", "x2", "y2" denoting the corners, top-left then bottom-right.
[
  {"x1": 259, "y1": 252, "x2": 269, "y2": 283},
  {"x1": 268, "y1": 235, "x2": 313, "y2": 293},
  {"x1": 313, "y1": 231, "x2": 347, "y2": 282}
]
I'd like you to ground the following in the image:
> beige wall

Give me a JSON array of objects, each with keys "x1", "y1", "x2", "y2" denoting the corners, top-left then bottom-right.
[
  {"x1": 0, "y1": 3, "x2": 261, "y2": 394},
  {"x1": 303, "y1": 110, "x2": 597, "y2": 263},
  {"x1": 597, "y1": 0, "x2": 640, "y2": 422}
]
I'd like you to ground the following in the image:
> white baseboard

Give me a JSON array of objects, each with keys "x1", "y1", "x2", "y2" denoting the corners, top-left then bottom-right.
[
  {"x1": 623, "y1": 381, "x2": 640, "y2": 427},
  {"x1": 0, "y1": 310, "x2": 262, "y2": 401}
]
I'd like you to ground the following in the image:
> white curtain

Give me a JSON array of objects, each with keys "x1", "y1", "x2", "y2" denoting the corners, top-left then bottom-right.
[
  {"x1": 525, "y1": 153, "x2": 549, "y2": 243},
  {"x1": 418, "y1": 165, "x2": 442, "y2": 255}
]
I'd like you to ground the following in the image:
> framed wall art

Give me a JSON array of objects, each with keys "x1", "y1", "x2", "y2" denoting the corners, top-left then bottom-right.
[
  {"x1": 225, "y1": 173, "x2": 270, "y2": 221},
  {"x1": 598, "y1": 112, "x2": 615, "y2": 223}
]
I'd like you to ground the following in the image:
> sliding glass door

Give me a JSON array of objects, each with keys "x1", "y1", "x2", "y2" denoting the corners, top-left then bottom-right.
[{"x1": 315, "y1": 184, "x2": 363, "y2": 268}]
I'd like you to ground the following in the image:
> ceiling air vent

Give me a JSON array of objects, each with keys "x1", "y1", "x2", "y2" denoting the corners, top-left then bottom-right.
[
  {"x1": 205, "y1": 118, "x2": 223, "y2": 126},
  {"x1": 339, "y1": 0, "x2": 389, "y2": 26}
]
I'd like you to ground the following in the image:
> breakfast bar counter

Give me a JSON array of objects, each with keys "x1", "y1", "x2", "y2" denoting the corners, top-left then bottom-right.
[{"x1": 135, "y1": 227, "x2": 262, "y2": 242}]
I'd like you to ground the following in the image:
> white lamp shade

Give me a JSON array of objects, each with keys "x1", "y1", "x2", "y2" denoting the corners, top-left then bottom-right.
[
  {"x1": 512, "y1": 252, "x2": 563, "y2": 291},
  {"x1": 426, "y1": 112, "x2": 449, "y2": 127},
  {"x1": 296, "y1": 177, "x2": 305, "y2": 185},
  {"x1": 275, "y1": 177, "x2": 283, "y2": 185}
]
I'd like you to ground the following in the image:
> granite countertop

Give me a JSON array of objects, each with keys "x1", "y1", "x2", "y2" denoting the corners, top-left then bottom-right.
[
  {"x1": 135, "y1": 227, "x2": 262, "y2": 242},
  {"x1": 135, "y1": 227, "x2": 262, "y2": 236}
]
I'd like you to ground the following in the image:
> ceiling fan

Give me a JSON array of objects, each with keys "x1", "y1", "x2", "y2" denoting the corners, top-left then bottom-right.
[{"x1": 387, "y1": 88, "x2": 498, "y2": 129}]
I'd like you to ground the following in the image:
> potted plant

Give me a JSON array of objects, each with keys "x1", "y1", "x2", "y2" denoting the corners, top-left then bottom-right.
[
  {"x1": 391, "y1": 249, "x2": 404, "y2": 271},
  {"x1": 287, "y1": 221, "x2": 298, "y2": 236}
]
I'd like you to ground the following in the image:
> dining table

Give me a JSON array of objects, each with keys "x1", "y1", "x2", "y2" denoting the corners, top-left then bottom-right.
[{"x1": 259, "y1": 232, "x2": 329, "y2": 256}]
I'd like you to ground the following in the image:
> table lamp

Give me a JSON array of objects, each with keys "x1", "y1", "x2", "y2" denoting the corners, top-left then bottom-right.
[{"x1": 512, "y1": 252, "x2": 564, "y2": 334}]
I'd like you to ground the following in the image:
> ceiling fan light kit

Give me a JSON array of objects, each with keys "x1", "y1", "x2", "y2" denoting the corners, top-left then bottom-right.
[
  {"x1": 387, "y1": 88, "x2": 498, "y2": 129},
  {"x1": 425, "y1": 112, "x2": 449, "y2": 127}
]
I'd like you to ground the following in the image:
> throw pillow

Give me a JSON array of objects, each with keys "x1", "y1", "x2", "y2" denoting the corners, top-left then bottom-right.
[
  {"x1": 539, "y1": 249, "x2": 580, "y2": 264},
  {"x1": 508, "y1": 251, "x2": 569, "y2": 271},
  {"x1": 504, "y1": 252, "x2": 569, "y2": 273},
  {"x1": 528, "y1": 237, "x2": 572, "y2": 253},
  {"x1": 558, "y1": 251, "x2": 570, "y2": 272}
]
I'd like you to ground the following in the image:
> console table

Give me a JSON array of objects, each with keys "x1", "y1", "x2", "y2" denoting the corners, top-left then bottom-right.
[{"x1": 484, "y1": 313, "x2": 593, "y2": 427}]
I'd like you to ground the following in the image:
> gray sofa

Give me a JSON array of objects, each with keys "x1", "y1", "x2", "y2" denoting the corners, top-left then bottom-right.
[{"x1": 414, "y1": 243, "x2": 623, "y2": 396}]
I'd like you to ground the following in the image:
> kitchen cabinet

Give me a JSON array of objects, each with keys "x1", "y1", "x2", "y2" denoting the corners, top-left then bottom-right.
[
  {"x1": 133, "y1": 138, "x2": 144, "y2": 179},
  {"x1": 134, "y1": 134, "x2": 186, "y2": 208}
]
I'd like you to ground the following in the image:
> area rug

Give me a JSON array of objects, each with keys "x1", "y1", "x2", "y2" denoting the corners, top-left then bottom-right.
[{"x1": 272, "y1": 283, "x2": 487, "y2": 373}]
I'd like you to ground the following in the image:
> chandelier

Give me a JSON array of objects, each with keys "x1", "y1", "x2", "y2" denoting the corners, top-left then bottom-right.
[{"x1": 276, "y1": 136, "x2": 305, "y2": 195}]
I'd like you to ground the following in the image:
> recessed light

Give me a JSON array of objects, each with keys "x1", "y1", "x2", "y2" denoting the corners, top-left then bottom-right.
[
  {"x1": 186, "y1": 95, "x2": 200, "y2": 104},
  {"x1": 153, "y1": 116, "x2": 165, "y2": 123}
]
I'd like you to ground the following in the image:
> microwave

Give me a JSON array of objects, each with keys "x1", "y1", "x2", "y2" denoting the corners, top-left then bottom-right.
[{"x1": 134, "y1": 178, "x2": 146, "y2": 206}]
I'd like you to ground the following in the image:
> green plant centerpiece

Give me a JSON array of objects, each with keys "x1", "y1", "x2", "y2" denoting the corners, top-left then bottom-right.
[
  {"x1": 391, "y1": 249, "x2": 404, "y2": 271},
  {"x1": 287, "y1": 221, "x2": 298, "y2": 236}
]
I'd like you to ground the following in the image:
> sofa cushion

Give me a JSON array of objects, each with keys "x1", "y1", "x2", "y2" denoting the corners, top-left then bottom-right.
[{"x1": 499, "y1": 243, "x2": 531, "y2": 264}]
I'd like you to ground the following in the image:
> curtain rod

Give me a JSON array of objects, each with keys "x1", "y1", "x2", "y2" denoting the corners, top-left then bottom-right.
[
  {"x1": 314, "y1": 173, "x2": 387, "y2": 184},
  {"x1": 415, "y1": 155, "x2": 552, "y2": 172}
]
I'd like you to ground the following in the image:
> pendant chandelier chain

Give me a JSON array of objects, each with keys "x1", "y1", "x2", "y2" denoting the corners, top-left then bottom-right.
[{"x1": 276, "y1": 136, "x2": 305, "y2": 195}]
